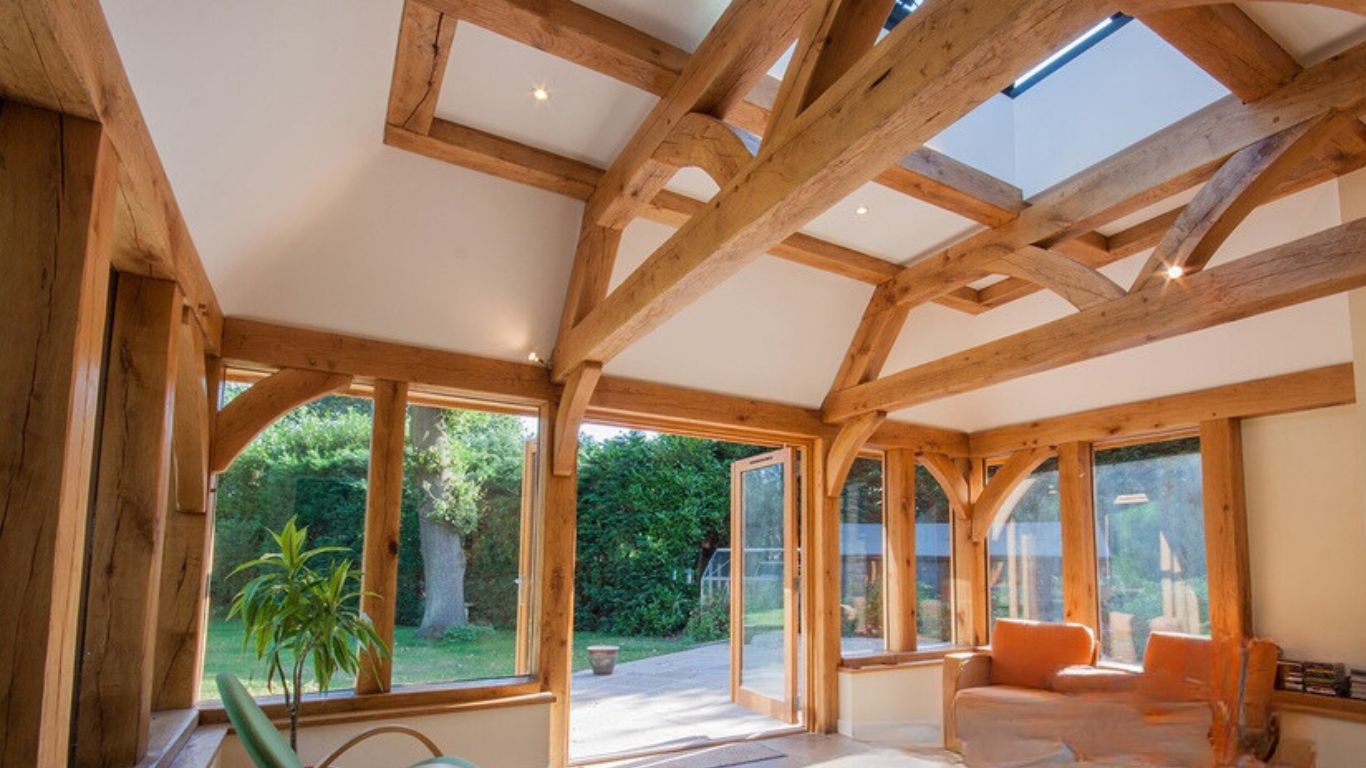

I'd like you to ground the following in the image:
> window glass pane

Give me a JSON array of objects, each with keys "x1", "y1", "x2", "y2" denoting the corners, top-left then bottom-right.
[
  {"x1": 987, "y1": 458, "x2": 1063, "y2": 627},
  {"x1": 1093, "y1": 437, "x2": 1207, "y2": 663},
  {"x1": 840, "y1": 456, "x2": 884, "y2": 655},
  {"x1": 914, "y1": 465, "x2": 953, "y2": 647},
  {"x1": 204, "y1": 389, "x2": 373, "y2": 700},
  {"x1": 391, "y1": 404, "x2": 538, "y2": 686}
]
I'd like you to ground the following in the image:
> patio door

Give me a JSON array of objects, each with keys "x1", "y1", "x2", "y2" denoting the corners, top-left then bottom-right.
[{"x1": 729, "y1": 448, "x2": 798, "y2": 723}]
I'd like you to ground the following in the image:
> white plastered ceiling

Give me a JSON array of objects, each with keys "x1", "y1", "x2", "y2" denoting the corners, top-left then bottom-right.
[{"x1": 102, "y1": 0, "x2": 1366, "y2": 432}]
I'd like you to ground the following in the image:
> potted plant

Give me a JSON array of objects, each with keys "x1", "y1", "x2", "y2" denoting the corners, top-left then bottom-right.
[{"x1": 229, "y1": 517, "x2": 389, "y2": 749}]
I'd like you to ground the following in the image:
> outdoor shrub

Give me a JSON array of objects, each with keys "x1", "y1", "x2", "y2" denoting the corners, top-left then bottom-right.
[
  {"x1": 439, "y1": 623, "x2": 496, "y2": 644},
  {"x1": 685, "y1": 595, "x2": 730, "y2": 642}
]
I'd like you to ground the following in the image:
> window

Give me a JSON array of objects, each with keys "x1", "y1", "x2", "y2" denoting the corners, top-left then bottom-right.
[
  {"x1": 840, "y1": 456, "x2": 885, "y2": 655},
  {"x1": 204, "y1": 388, "x2": 373, "y2": 700},
  {"x1": 391, "y1": 402, "x2": 538, "y2": 686},
  {"x1": 987, "y1": 458, "x2": 1063, "y2": 626},
  {"x1": 914, "y1": 465, "x2": 953, "y2": 647},
  {"x1": 1093, "y1": 437, "x2": 1207, "y2": 663}
]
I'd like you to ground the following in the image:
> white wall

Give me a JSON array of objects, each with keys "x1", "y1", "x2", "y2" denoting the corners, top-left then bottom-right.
[
  {"x1": 836, "y1": 662, "x2": 943, "y2": 746},
  {"x1": 216, "y1": 700, "x2": 551, "y2": 768}
]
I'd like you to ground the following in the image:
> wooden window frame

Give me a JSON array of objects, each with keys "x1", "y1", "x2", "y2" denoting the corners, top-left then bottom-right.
[{"x1": 200, "y1": 368, "x2": 544, "y2": 715}]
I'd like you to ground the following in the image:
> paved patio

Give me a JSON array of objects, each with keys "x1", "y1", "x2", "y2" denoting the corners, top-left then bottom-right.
[
  {"x1": 569, "y1": 640, "x2": 792, "y2": 759},
  {"x1": 569, "y1": 635, "x2": 886, "y2": 759}
]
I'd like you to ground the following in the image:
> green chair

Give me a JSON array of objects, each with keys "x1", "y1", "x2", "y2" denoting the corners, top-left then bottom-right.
[{"x1": 216, "y1": 673, "x2": 478, "y2": 768}]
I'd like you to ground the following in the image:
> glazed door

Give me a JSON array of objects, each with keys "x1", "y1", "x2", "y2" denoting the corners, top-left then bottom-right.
[{"x1": 729, "y1": 448, "x2": 798, "y2": 723}]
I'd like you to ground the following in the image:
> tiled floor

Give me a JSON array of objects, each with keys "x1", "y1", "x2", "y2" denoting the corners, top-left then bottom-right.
[{"x1": 595, "y1": 732, "x2": 964, "y2": 768}]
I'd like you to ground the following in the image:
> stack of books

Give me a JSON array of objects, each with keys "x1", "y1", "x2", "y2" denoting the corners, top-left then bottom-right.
[
  {"x1": 1277, "y1": 659, "x2": 1353, "y2": 697},
  {"x1": 1302, "y1": 662, "x2": 1349, "y2": 696}
]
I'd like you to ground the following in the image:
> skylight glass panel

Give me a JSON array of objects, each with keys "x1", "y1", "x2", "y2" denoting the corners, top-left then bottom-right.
[{"x1": 883, "y1": 5, "x2": 1130, "y2": 98}]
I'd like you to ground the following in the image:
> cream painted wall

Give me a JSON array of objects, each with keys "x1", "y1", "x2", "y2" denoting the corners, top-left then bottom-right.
[
  {"x1": 836, "y1": 662, "x2": 943, "y2": 745},
  {"x1": 216, "y1": 700, "x2": 551, "y2": 768},
  {"x1": 1243, "y1": 405, "x2": 1366, "y2": 765}
]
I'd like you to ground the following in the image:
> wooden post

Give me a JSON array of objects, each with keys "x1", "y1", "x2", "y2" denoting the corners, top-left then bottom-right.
[
  {"x1": 514, "y1": 439, "x2": 538, "y2": 676},
  {"x1": 539, "y1": 402, "x2": 578, "y2": 767},
  {"x1": 884, "y1": 449, "x2": 918, "y2": 652},
  {"x1": 964, "y1": 459, "x2": 989, "y2": 645},
  {"x1": 0, "y1": 102, "x2": 116, "y2": 768},
  {"x1": 1200, "y1": 418, "x2": 1252, "y2": 763},
  {"x1": 358, "y1": 380, "x2": 410, "y2": 694},
  {"x1": 153, "y1": 320, "x2": 215, "y2": 709},
  {"x1": 77, "y1": 273, "x2": 182, "y2": 767},
  {"x1": 811, "y1": 438, "x2": 842, "y2": 733},
  {"x1": 1058, "y1": 442, "x2": 1099, "y2": 632}
]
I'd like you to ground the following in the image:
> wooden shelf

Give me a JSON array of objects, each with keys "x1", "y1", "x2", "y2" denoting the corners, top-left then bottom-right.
[{"x1": 1273, "y1": 690, "x2": 1366, "y2": 724}]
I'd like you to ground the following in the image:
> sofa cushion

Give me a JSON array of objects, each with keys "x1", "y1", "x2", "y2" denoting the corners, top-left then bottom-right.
[
  {"x1": 988, "y1": 619, "x2": 1097, "y2": 690},
  {"x1": 1051, "y1": 664, "x2": 1140, "y2": 694},
  {"x1": 1142, "y1": 632, "x2": 1213, "y2": 701}
]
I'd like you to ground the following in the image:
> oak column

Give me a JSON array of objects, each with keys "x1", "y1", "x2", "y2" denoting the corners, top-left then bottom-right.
[
  {"x1": 1058, "y1": 442, "x2": 1099, "y2": 631},
  {"x1": 0, "y1": 101, "x2": 116, "y2": 768},
  {"x1": 539, "y1": 402, "x2": 578, "y2": 767},
  {"x1": 76, "y1": 273, "x2": 182, "y2": 766},
  {"x1": 883, "y1": 449, "x2": 918, "y2": 652},
  {"x1": 358, "y1": 380, "x2": 411, "y2": 694}
]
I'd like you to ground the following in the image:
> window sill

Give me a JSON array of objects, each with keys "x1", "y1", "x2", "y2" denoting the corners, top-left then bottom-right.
[
  {"x1": 197, "y1": 677, "x2": 544, "y2": 727},
  {"x1": 838, "y1": 646, "x2": 969, "y2": 671}
]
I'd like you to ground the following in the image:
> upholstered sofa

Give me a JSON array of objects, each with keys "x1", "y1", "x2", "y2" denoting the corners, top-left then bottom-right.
[{"x1": 942, "y1": 619, "x2": 1279, "y2": 767}]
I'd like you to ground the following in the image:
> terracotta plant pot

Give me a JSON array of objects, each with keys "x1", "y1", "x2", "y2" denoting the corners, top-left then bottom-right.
[{"x1": 587, "y1": 645, "x2": 620, "y2": 675}]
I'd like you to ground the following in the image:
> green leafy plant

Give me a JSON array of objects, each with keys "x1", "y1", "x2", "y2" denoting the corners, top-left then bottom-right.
[{"x1": 229, "y1": 517, "x2": 388, "y2": 748}]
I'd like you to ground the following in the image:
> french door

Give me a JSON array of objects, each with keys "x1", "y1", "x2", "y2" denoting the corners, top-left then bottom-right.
[{"x1": 729, "y1": 448, "x2": 798, "y2": 723}]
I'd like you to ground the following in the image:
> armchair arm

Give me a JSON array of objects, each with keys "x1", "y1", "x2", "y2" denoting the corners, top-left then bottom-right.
[
  {"x1": 315, "y1": 725, "x2": 442, "y2": 768},
  {"x1": 943, "y1": 652, "x2": 991, "y2": 751}
]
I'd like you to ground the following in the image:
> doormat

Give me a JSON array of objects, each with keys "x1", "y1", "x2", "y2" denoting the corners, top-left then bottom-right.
[{"x1": 620, "y1": 742, "x2": 785, "y2": 768}]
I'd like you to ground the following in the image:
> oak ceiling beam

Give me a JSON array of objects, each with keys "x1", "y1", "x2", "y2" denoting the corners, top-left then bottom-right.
[
  {"x1": 979, "y1": 118, "x2": 1366, "y2": 307},
  {"x1": 424, "y1": 0, "x2": 1024, "y2": 225},
  {"x1": 878, "y1": 40, "x2": 1366, "y2": 315},
  {"x1": 387, "y1": 0, "x2": 459, "y2": 134},
  {"x1": 969, "y1": 363, "x2": 1355, "y2": 456},
  {"x1": 552, "y1": 0, "x2": 1114, "y2": 382},
  {"x1": 0, "y1": 0, "x2": 224, "y2": 349},
  {"x1": 1130, "y1": 113, "x2": 1350, "y2": 291},
  {"x1": 387, "y1": 118, "x2": 990, "y2": 311},
  {"x1": 585, "y1": 0, "x2": 807, "y2": 229},
  {"x1": 823, "y1": 216, "x2": 1366, "y2": 421},
  {"x1": 1131, "y1": 4, "x2": 1301, "y2": 102},
  {"x1": 762, "y1": 0, "x2": 896, "y2": 149}
]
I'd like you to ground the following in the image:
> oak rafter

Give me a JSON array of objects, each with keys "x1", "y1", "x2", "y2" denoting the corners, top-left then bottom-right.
[
  {"x1": 552, "y1": 0, "x2": 1114, "y2": 381},
  {"x1": 823, "y1": 217, "x2": 1366, "y2": 421}
]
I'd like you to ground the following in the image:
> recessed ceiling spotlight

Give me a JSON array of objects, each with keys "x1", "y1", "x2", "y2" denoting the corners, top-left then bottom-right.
[
  {"x1": 855, "y1": 205, "x2": 869, "y2": 216},
  {"x1": 531, "y1": 86, "x2": 551, "y2": 102},
  {"x1": 527, "y1": 351, "x2": 542, "y2": 364},
  {"x1": 1165, "y1": 264, "x2": 1185, "y2": 279}
]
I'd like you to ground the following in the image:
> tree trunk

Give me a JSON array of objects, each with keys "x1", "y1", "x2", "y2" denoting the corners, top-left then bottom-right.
[{"x1": 410, "y1": 406, "x2": 468, "y2": 639}]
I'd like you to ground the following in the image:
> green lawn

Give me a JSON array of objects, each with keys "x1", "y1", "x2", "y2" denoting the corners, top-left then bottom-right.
[{"x1": 201, "y1": 620, "x2": 707, "y2": 701}]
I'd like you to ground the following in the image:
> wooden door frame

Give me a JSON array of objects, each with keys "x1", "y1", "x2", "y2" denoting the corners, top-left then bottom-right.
[{"x1": 729, "y1": 447, "x2": 799, "y2": 723}]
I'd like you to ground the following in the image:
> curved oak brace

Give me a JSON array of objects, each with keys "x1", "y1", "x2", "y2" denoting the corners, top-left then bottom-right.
[
  {"x1": 209, "y1": 368, "x2": 352, "y2": 473},
  {"x1": 654, "y1": 112, "x2": 755, "y2": 187},
  {"x1": 552, "y1": 362, "x2": 603, "y2": 476},
  {"x1": 989, "y1": 246, "x2": 1124, "y2": 310},
  {"x1": 823, "y1": 410, "x2": 886, "y2": 497},
  {"x1": 918, "y1": 453, "x2": 972, "y2": 521},
  {"x1": 1131, "y1": 114, "x2": 1350, "y2": 292},
  {"x1": 970, "y1": 447, "x2": 1051, "y2": 542}
]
